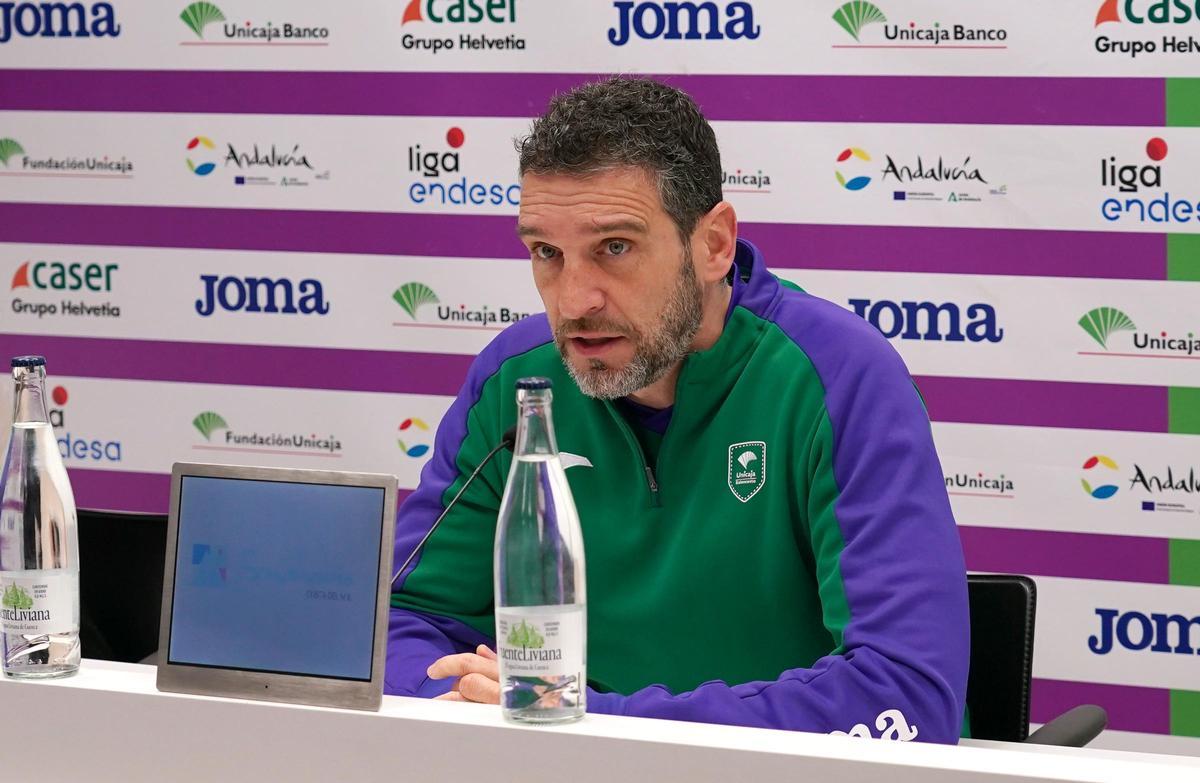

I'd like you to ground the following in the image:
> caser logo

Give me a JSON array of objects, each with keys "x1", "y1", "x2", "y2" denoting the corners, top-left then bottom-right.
[
  {"x1": 1088, "y1": 607, "x2": 1200, "y2": 655},
  {"x1": 0, "y1": 2, "x2": 121, "y2": 44},
  {"x1": 400, "y1": 0, "x2": 524, "y2": 54},
  {"x1": 849, "y1": 299, "x2": 1004, "y2": 343},
  {"x1": 195, "y1": 275, "x2": 330, "y2": 317},
  {"x1": 1094, "y1": 0, "x2": 1200, "y2": 56},
  {"x1": 608, "y1": 1, "x2": 760, "y2": 46},
  {"x1": 11, "y1": 260, "x2": 117, "y2": 292},
  {"x1": 1096, "y1": 0, "x2": 1200, "y2": 25}
]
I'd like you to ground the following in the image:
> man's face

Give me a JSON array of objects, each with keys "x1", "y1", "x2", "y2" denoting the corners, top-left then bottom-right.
[{"x1": 517, "y1": 167, "x2": 704, "y2": 399}]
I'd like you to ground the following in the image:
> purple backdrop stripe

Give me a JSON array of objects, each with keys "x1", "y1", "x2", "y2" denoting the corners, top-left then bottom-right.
[
  {"x1": 0, "y1": 334, "x2": 1171, "y2": 432},
  {"x1": 0, "y1": 203, "x2": 1166, "y2": 281},
  {"x1": 0, "y1": 334, "x2": 474, "y2": 396},
  {"x1": 67, "y1": 465, "x2": 415, "y2": 516},
  {"x1": 1032, "y1": 679, "x2": 1171, "y2": 735},
  {"x1": 0, "y1": 71, "x2": 1166, "y2": 127},
  {"x1": 960, "y1": 526, "x2": 1169, "y2": 584},
  {"x1": 916, "y1": 376, "x2": 1169, "y2": 433}
]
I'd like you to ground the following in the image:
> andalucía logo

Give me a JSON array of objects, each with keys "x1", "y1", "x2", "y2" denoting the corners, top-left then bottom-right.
[
  {"x1": 397, "y1": 418, "x2": 431, "y2": 458},
  {"x1": 191, "y1": 410, "x2": 343, "y2": 457},
  {"x1": 406, "y1": 126, "x2": 520, "y2": 208},
  {"x1": 850, "y1": 298, "x2": 1004, "y2": 343},
  {"x1": 185, "y1": 134, "x2": 329, "y2": 187},
  {"x1": 608, "y1": 1, "x2": 760, "y2": 46},
  {"x1": 835, "y1": 147, "x2": 872, "y2": 191},
  {"x1": 0, "y1": 136, "x2": 132, "y2": 178},
  {"x1": 1078, "y1": 305, "x2": 1199, "y2": 359},
  {"x1": 1094, "y1": 0, "x2": 1200, "y2": 56},
  {"x1": 1080, "y1": 454, "x2": 1120, "y2": 499},
  {"x1": 179, "y1": 2, "x2": 330, "y2": 45},
  {"x1": 401, "y1": 0, "x2": 523, "y2": 54},
  {"x1": 0, "y1": 2, "x2": 120, "y2": 43},
  {"x1": 392, "y1": 281, "x2": 531, "y2": 330},
  {"x1": 1099, "y1": 137, "x2": 1196, "y2": 225},
  {"x1": 831, "y1": 1, "x2": 1008, "y2": 49},
  {"x1": 944, "y1": 471, "x2": 1014, "y2": 498},
  {"x1": 10, "y1": 259, "x2": 121, "y2": 320},
  {"x1": 48, "y1": 385, "x2": 123, "y2": 463}
]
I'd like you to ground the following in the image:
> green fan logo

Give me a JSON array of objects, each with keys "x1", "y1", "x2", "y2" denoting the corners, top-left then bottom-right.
[
  {"x1": 833, "y1": 1, "x2": 887, "y2": 41},
  {"x1": 192, "y1": 411, "x2": 229, "y2": 441},
  {"x1": 1078, "y1": 307, "x2": 1136, "y2": 350},
  {"x1": 506, "y1": 620, "x2": 545, "y2": 649},
  {"x1": 393, "y1": 282, "x2": 440, "y2": 320},
  {"x1": 180, "y1": 2, "x2": 226, "y2": 39},
  {"x1": 1, "y1": 585, "x2": 33, "y2": 611},
  {"x1": 0, "y1": 138, "x2": 25, "y2": 167}
]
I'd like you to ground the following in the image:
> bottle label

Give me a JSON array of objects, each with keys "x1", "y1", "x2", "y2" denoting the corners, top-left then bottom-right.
[
  {"x1": 0, "y1": 573, "x2": 78, "y2": 636},
  {"x1": 496, "y1": 607, "x2": 584, "y2": 679}
]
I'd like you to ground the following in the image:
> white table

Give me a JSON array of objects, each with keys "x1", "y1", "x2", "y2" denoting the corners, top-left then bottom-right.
[{"x1": 2, "y1": 660, "x2": 1197, "y2": 783}]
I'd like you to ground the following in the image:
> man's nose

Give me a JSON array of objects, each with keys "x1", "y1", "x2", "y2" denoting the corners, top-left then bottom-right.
[{"x1": 556, "y1": 258, "x2": 606, "y2": 321}]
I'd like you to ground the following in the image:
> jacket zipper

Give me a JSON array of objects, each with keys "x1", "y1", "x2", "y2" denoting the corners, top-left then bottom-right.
[{"x1": 604, "y1": 401, "x2": 661, "y2": 507}]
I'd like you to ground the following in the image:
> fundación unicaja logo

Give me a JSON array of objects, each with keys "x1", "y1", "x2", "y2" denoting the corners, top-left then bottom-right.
[
  {"x1": 397, "y1": 418, "x2": 431, "y2": 458},
  {"x1": 193, "y1": 411, "x2": 229, "y2": 441},
  {"x1": 1080, "y1": 455, "x2": 1120, "y2": 500},
  {"x1": 835, "y1": 147, "x2": 872, "y2": 191},
  {"x1": 393, "y1": 282, "x2": 440, "y2": 320},
  {"x1": 0, "y1": 137, "x2": 25, "y2": 167},
  {"x1": 180, "y1": 2, "x2": 225, "y2": 39},
  {"x1": 832, "y1": 1, "x2": 887, "y2": 41},
  {"x1": 1078, "y1": 307, "x2": 1136, "y2": 351}
]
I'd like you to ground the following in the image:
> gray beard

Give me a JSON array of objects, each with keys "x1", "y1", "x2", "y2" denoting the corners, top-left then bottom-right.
[{"x1": 558, "y1": 254, "x2": 704, "y2": 400}]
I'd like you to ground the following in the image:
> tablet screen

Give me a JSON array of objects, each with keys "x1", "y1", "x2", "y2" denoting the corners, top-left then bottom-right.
[{"x1": 168, "y1": 475, "x2": 386, "y2": 682}]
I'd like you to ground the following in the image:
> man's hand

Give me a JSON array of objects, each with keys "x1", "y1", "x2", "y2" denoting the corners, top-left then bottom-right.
[{"x1": 428, "y1": 644, "x2": 500, "y2": 704}]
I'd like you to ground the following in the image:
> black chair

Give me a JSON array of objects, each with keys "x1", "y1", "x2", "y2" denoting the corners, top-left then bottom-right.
[
  {"x1": 967, "y1": 574, "x2": 1107, "y2": 746},
  {"x1": 78, "y1": 508, "x2": 168, "y2": 664}
]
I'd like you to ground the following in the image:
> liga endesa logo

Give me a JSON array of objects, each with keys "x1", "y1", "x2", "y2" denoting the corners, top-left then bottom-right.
[
  {"x1": 1094, "y1": 0, "x2": 1200, "y2": 56},
  {"x1": 405, "y1": 126, "x2": 520, "y2": 208},
  {"x1": 400, "y1": 0, "x2": 524, "y2": 54},
  {"x1": 1098, "y1": 137, "x2": 1199, "y2": 226},
  {"x1": 48, "y1": 385, "x2": 124, "y2": 463}
]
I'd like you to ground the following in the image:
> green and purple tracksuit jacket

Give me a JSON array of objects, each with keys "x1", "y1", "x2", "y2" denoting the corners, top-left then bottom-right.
[{"x1": 387, "y1": 238, "x2": 969, "y2": 743}]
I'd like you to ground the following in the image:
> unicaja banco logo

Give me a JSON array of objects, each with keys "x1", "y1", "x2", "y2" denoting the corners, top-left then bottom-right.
[
  {"x1": 193, "y1": 411, "x2": 229, "y2": 441},
  {"x1": 1, "y1": 584, "x2": 33, "y2": 611},
  {"x1": 393, "y1": 282, "x2": 440, "y2": 320},
  {"x1": 0, "y1": 2, "x2": 121, "y2": 44},
  {"x1": 835, "y1": 147, "x2": 872, "y2": 191},
  {"x1": 506, "y1": 619, "x2": 544, "y2": 649},
  {"x1": 180, "y1": 2, "x2": 225, "y2": 38},
  {"x1": 1078, "y1": 307, "x2": 1136, "y2": 350},
  {"x1": 832, "y1": 1, "x2": 886, "y2": 41},
  {"x1": 1081, "y1": 455, "x2": 1120, "y2": 499},
  {"x1": 0, "y1": 137, "x2": 24, "y2": 166},
  {"x1": 186, "y1": 136, "x2": 217, "y2": 176},
  {"x1": 398, "y1": 418, "x2": 431, "y2": 458}
]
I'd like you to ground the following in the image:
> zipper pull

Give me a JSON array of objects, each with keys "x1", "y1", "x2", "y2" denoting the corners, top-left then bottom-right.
[{"x1": 644, "y1": 465, "x2": 659, "y2": 496}]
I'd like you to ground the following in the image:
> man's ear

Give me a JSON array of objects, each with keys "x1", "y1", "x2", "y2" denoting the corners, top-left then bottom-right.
[{"x1": 695, "y1": 201, "x2": 738, "y2": 285}]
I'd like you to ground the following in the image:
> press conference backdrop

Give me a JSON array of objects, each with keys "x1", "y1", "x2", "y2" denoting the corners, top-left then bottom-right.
[{"x1": 1, "y1": 0, "x2": 1198, "y2": 756}]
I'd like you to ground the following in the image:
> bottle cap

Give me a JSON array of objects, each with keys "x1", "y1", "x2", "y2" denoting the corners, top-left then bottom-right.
[
  {"x1": 11, "y1": 356, "x2": 46, "y2": 368},
  {"x1": 516, "y1": 377, "x2": 552, "y2": 390}
]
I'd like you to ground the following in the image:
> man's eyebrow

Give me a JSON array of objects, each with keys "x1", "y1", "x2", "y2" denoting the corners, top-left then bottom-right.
[
  {"x1": 516, "y1": 219, "x2": 649, "y2": 238},
  {"x1": 516, "y1": 223, "x2": 541, "y2": 238}
]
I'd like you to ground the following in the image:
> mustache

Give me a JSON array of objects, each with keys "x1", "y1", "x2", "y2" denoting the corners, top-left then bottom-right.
[{"x1": 555, "y1": 317, "x2": 638, "y2": 340}]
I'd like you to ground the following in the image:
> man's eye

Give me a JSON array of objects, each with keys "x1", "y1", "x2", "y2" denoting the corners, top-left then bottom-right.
[
  {"x1": 605, "y1": 240, "x2": 629, "y2": 255},
  {"x1": 534, "y1": 245, "x2": 559, "y2": 260}
]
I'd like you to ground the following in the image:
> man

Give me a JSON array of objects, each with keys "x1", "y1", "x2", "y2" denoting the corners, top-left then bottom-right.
[{"x1": 387, "y1": 77, "x2": 969, "y2": 743}]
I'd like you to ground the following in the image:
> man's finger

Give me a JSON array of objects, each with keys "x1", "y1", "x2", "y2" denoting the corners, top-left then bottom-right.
[
  {"x1": 434, "y1": 690, "x2": 467, "y2": 702},
  {"x1": 427, "y1": 652, "x2": 499, "y2": 681},
  {"x1": 477, "y1": 644, "x2": 497, "y2": 661},
  {"x1": 458, "y1": 672, "x2": 501, "y2": 704}
]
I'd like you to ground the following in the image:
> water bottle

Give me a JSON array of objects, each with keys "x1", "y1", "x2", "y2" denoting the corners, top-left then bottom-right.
[
  {"x1": 1, "y1": 356, "x2": 80, "y2": 678},
  {"x1": 494, "y1": 377, "x2": 586, "y2": 724}
]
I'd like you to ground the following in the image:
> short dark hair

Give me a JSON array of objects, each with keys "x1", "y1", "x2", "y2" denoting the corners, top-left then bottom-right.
[{"x1": 517, "y1": 77, "x2": 723, "y2": 241}]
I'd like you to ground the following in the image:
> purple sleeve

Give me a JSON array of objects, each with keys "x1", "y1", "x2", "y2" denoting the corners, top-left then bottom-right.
[
  {"x1": 385, "y1": 608, "x2": 495, "y2": 697},
  {"x1": 588, "y1": 296, "x2": 969, "y2": 743}
]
